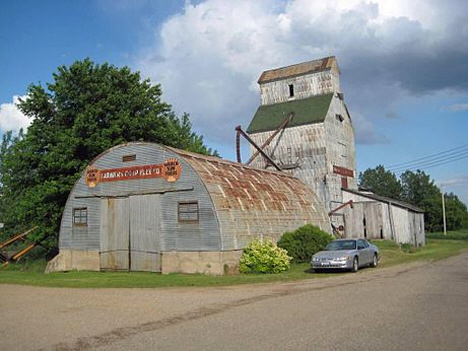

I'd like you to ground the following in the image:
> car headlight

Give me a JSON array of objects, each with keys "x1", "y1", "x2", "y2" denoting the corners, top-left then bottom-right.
[{"x1": 336, "y1": 256, "x2": 350, "y2": 261}]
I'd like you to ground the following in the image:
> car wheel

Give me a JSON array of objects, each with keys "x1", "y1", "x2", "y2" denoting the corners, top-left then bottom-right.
[
  {"x1": 371, "y1": 253, "x2": 378, "y2": 268},
  {"x1": 351, "y1": 257, "x2": 359, "y2": 273}
]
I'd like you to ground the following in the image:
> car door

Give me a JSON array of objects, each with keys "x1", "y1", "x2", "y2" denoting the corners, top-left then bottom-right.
[{"x1": 357, "y1": 239, "x2": 370, "y2": 265}]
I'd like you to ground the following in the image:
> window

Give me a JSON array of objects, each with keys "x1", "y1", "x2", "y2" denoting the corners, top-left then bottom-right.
[
  {"x1": 178, "y1": 202, "x2": 199, "y2": 222},
  {"x1": 358, "y1": 239, "x2": 369, "y2": 249},
  {"x1": 122, "y1": 154, "x2": 136, "y2": 162},
  {"x1": 337, "y1": 142, "x2": 347, "y2": 158},
  {"x1": 73, "y1": 208, "x2": 88, "y2": 226},
  {"x1": 288, "y1": 84, "x2": 294, "y2": 97}
]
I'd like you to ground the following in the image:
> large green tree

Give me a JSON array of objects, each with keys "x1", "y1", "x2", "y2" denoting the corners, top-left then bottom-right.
[
  {"x1": 0, "y1": 59, "x2": 215, "y2": 250},
  {"x1": 358, "y1": 165, "x2": 402, "y2": 199}
]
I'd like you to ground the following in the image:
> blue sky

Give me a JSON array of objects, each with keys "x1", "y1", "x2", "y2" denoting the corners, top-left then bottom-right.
[{"x1": 1, "y1": 0, "x2": 467, "y2": 204}]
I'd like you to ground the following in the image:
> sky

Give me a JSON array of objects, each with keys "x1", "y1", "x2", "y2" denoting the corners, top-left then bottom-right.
[{"x1": 1, "y1": 0, "x2": 467, "y2": 204}]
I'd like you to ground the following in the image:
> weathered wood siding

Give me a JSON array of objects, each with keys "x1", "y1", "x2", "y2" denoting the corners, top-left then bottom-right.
[
  {"x1": 342, "y1": 191, "x2": 425, "y2": 246},
  {"x1": 260, "y1": 66, "x2": 341, "y2": 105},
  {"x1": 249, "y1": 94, "x2": 356, "y2": 212}
]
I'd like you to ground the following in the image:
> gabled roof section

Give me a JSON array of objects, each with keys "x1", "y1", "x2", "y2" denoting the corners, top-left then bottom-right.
[
  {"x1": 258, "y1": 56, "x2": 338, "y2": 84},
  {"x1": 344, "y1": 189, "x2": 424, "y2": 213},
  {"x1": 247, "y1": 93, "x2": 333, "y2": 134}
]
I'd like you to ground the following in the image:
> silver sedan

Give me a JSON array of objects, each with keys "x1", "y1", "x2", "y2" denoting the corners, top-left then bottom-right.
[{"x1": 311, "y1": 238, "x2": 379, "y2": 272}]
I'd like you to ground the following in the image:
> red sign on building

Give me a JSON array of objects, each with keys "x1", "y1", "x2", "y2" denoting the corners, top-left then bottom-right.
[
  {"x1": 333, "y1": 165, "x2": 354, "y2": 178},
  {"x1": 85, "y1": 158, "x2": 181, "y2": 188}
]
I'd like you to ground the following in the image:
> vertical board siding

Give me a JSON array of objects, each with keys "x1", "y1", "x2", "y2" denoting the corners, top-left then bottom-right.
[
  {"x1": 100, "y1": 198, "x2": 130, "y2": 270},
  {"x1": 129, "y1": 194, "x2": 161, "y2": 272},
  {"x1": 342, "y1": 191, "x2": 425, "y2": 245}
]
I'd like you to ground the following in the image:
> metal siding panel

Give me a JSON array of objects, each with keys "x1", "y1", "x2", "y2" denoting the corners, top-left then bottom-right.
[
  {"x1": 160, "y1": 190, "x2": 220, "y2": 251},
  {"x1": 177, "y1": 153, "x2": 331, "y2": 250},
  {"x1": 61, "y1": 198, "x2": 101, "y2": 250}
]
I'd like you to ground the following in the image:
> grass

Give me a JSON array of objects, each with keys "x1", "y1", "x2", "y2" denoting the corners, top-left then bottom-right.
[
  {"x1": 1, "y1": 234, "x2": 468, "y2": 288},
  {"x1": 426, "y1": 229, "x2": 468, "y2": 241}
]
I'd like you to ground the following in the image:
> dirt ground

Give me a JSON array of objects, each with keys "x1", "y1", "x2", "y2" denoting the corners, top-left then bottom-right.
[{"x1": 0, "y1": 260, "x2": 436, "y2": 350}]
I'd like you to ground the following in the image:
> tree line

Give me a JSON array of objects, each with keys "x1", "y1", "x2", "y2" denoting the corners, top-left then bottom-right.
[
  {"x1": 0, "y1": 59, "x2": 216, "y2": 252},
  {"x1": 359, "y1": 165, "x2": 468, "y2": 232}
]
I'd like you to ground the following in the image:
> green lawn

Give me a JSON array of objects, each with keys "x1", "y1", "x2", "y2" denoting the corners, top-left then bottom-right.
[{"x1": 1, "y1": 235, "x2": 468, "y2": 289}]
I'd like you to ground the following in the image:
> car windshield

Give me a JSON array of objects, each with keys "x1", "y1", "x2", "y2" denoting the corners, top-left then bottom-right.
[{"x1": 324, "y1": 240, "x2": 356, "y2": 251}]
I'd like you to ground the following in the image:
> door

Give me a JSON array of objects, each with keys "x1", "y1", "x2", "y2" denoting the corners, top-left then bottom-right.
[
  {"x1": 129, "y1": 195, "x2": 161, "y2": 272},
  {"x1": 100, "y1": 195, "x2": 161, "y2": 272},
  {"x1": 363, "y1": 203, "x2": 382, "y2": 239},
  {"x1": 100, "y1": 197, "x2": 130, "y2": 270}
]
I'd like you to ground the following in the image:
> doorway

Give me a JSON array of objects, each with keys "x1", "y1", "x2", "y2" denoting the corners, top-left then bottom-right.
[{"x1": 100, "y1": 194, "x2": 161, "y2": 272}]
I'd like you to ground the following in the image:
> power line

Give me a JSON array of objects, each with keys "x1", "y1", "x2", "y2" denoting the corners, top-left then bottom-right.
[
  {"x1": 387, "y1": 143, "x2": 468, "y2": 170},
  {"x1": 389, "y1": 150, "x2": 468, "y2": 173},
  {"x1": 393, "y1": 153, "x2": 468, "y2": 176},
  {"x1": 387, "y1": 143, "x2": 468, "y2": 173}
]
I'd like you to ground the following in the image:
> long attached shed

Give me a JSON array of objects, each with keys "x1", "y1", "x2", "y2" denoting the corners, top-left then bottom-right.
[
  {"x1": 341, "y1": 189, "x2": 425, "y2": 246},
  {"x1": 47, "y1": 142, "x2": 331, "y2": 275}
]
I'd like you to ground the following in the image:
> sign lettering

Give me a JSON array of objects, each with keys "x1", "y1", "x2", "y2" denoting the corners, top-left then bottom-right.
[
  {"x1": 85, "y1": 158, "x2": 181, "y2": 188},
  {"x1": 333, "y1": 165, "x2": 354, "y2": 178}
]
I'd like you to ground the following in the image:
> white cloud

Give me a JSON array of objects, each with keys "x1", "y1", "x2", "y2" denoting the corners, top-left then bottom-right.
[
  {"x1": 449, "y1": 103, "x2": 468, "y2": 112},
  {"x1": 137, "y1": 0, "x2": 468, "y2": 152},
  {"x1": 0, "y1": 96, "x2": 30, "y2": 132}
]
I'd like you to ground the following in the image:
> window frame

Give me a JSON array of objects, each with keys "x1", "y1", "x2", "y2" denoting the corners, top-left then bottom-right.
[
  {"x1": 122, "y1": 154, "x2": 137, "y2": 162},
  {"x1": 178, "y1": 201, "x2": 199, "y2": 223},
  {"x1": 288, "y1": 84, "x2": 294, "y2": 97},
  {"x1": 73, "y1": 207, "x2": 88, "y2": 227}
]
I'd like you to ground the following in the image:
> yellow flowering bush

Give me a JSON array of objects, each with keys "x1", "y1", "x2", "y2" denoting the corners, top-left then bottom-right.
[{"x1": 239, "y1": 239, "x2": 292, "y2": 274}]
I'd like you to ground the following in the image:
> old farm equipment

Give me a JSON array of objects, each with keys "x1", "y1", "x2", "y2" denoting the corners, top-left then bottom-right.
[{"x1": 0, "y1": 226, "x2": 42, "y2": 266}]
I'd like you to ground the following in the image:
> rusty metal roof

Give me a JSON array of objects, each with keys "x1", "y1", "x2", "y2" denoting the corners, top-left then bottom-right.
[
  {"x1": 168, "y1": 147, "x2": 331, "y2": 235},
  {"x1": 258, "y1": 56, "x2": 338, "y2": 84}
]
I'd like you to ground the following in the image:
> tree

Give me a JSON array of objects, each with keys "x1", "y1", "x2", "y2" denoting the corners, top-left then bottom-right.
[
  {"x1": 400, "y1": 170, "x2": 440, "y2": 207},
  {"x1": 0, "y1": 59, "x2": 216, "y2": 251},
  {"x1": 400, "y1": 170, "x2": 468, "y2": 232},
  {"x1": 358, "y1": 165, "x2": 402, "y2": 199},
  {"x1": 444, "y1": 193, "x2": 468, "y2": 231}
]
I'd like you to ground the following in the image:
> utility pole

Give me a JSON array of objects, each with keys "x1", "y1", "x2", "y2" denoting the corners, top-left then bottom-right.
[{"x1": 441, "y1": 184, "x2": 447, "y2": 236}]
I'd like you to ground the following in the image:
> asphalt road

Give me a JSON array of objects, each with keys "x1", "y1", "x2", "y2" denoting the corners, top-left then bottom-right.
[{"x1": 2, "y1": 252, "x2": 468, "y2": 351}]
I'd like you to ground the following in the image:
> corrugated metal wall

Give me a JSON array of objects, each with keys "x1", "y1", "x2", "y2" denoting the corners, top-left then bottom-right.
[{"x1": 173, "y1": 149, "x2": 331, "y2": 250}]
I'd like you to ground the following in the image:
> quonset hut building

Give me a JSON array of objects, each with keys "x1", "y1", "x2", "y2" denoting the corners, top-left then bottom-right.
[{"x1": 47, "y1": 143, "x2": 331, "y2": 274}]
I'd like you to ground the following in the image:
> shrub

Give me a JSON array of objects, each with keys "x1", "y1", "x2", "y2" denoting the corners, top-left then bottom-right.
[
  {"x1": 400, "y1": 243, "x2": 418, "y2": 253},
  {"x1": 277, "y1": 224, "x2": 333, "y2": 263},
  {"x1": 239, "y1": 239, "x2": 292, "y2": 274}
]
